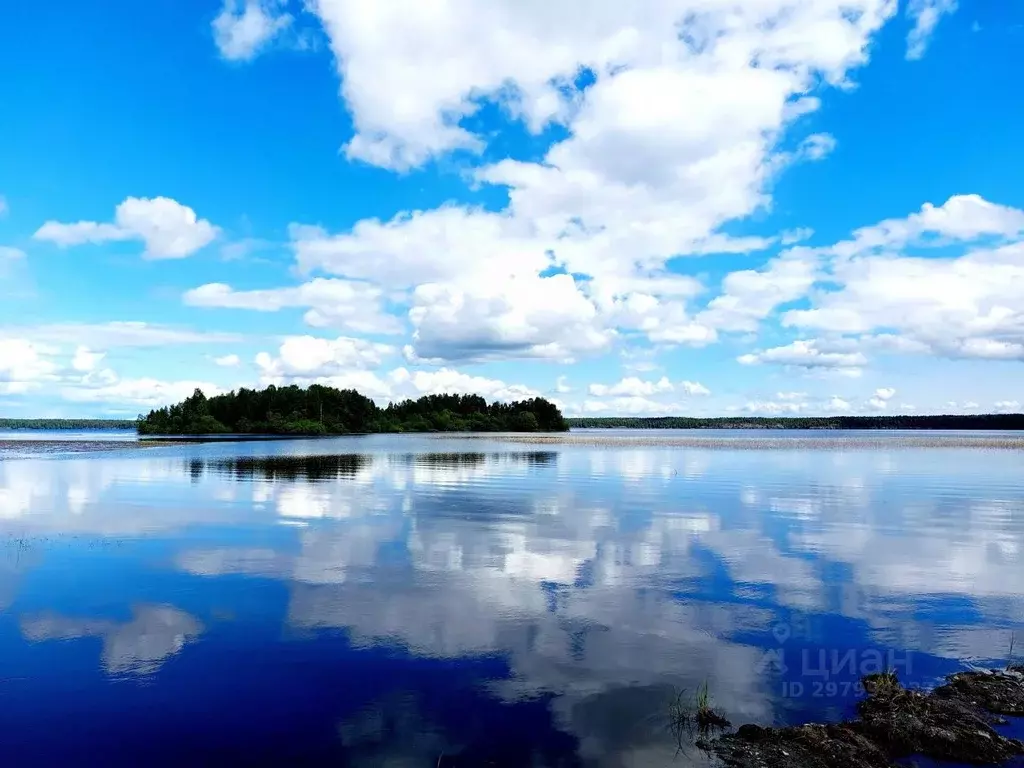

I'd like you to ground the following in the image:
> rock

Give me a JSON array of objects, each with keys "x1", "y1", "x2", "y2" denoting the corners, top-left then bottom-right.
[
  {"x1": 935, "y1": 670, "x2": 1024, "y2": 717},
  {"x1": 700, "y1": 670, "x2": 1024, "y2": 768}
]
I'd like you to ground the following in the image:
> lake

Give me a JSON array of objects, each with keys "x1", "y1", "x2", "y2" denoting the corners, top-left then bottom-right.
[{"x1": 1, "y1": 431, "x2": 1022, "y2": 766}]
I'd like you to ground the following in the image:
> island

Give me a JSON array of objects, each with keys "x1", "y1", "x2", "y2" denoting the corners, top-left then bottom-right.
[{"x1": 136, "y1": 385, "x2": 569, "y2": 435}]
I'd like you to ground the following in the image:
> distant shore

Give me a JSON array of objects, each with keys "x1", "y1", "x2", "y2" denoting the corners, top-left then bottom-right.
[
  {"x1": 567, "y1": 414, "x2": 1024, "y2": 430},
  {"x1": 472, "y1": 432, "x2": 1024, "y2": 449}
]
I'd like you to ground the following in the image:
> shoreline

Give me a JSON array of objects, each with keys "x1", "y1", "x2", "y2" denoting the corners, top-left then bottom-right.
[
  {"x1": 699, "y1": 668, "x2": 1024, "y2": 767},
  {"x1": 0, "y1": 439, "x2": 173, "y2": 457},
  {"x1": 468, "y1": 432, "x2": 1024, "y2": 449}
]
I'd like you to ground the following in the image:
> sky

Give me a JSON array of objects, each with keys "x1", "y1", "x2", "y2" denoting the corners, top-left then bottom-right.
[{"x1": 1, "y1": 0, "x2": 1023, "y2": 419}]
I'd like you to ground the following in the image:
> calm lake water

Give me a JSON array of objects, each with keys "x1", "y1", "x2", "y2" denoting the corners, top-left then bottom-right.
[{"x1": 1, "y1": 431, "x2": 1022, "y2": 766}]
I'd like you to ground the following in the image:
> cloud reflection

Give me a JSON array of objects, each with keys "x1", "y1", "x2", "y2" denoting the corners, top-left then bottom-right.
[{"x1": 20, "y1": 605, "x2": 203, "y2": 676}]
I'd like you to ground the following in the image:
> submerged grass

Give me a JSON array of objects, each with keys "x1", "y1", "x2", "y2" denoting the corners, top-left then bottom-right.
[{"x1": 668, "y1": 679, "x2": 731, "y2": 752}]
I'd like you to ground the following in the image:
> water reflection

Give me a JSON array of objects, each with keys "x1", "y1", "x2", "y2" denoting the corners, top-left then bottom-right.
[
  {"x1": 189, "y1": 453, "x2": 372, "y2": 482},
  {"x1": 21, "y1": 605, "x2": 202, "y2": 676},
  {"x1": 0, "y1": 437, "x2": 1022, "y2": 764}
]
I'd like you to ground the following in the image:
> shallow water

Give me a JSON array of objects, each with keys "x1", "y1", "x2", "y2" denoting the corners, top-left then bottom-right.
[{"x1": 0, "y1": 433, "x2": 1022, "y2": 766}]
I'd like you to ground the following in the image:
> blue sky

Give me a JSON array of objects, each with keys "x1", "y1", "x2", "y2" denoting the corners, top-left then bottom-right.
[{"x1": 1, "y1": 0, "x2": 1023, "y2": 417}]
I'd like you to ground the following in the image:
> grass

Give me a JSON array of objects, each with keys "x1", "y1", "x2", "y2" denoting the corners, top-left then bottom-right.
[{"x1": 668, "y1": 679, "x2": 731, "y2": 751}]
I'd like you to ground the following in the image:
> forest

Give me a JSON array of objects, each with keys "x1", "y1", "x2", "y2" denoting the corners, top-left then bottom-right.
[
  {"x1": 136, "y1": 384, "x2": 569, "y2": 435},
  {"x1": 0, "y1": 418, "x2": 135, "y2": 430},
  {"x1": 567, "y1": 414, "x2": 1024, "y2": 430}
]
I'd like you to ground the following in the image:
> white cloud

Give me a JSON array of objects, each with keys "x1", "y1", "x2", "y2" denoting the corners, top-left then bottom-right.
[
  {"x1": 71, "y1": 346, "x2": 104, "y2": 373},
  {"x1": 680, "y1": 380, "x2": 711, "y2": 396},
  {"x1": 874, "y1": 387, "x2": 896, "y2": 401},
  {"x1": 212, "y1": 0, "x2": 292, "y2": 61},
  {"x1": 0, "y1": 196, "x2": 7, "y2": 216},
  {"x1": 781, "y1": 228, "x2": 814, "y2": 246},
  {"x1": 994, "y1": 400, "x2": 1021, "y2": 413},
  {"x1": 576, "y1": 397, "x2": 684, "y2": 416},
  {"x1": 0, "y1": 322, "x2": 240, "y2": 348},
  {"x1": 388, "y1": 367, "x2": 540, "y2": 402},
  {"x1": 284, "y1": 0, "x2": 897, "y2": 360},
  {"x1": 555, "y1": 376, "x2": 572, "y2": 394},
  {"x1": 588, "y1": 376, "x2": 674, "y2": 398},
  {"x1": 799, "y1": 133, "x2": 837, "y2": 161},
  {"x1": 255, "y1": 335, "x2": 394, "y2": 381},
  {"x1": 828, "y1": 396, "x2": 852, "y2": 412},
  {"x1": 698, "y1": 250, "x2": 820, "y2": 333},
  {"x1": 184, "y1": 278, "x2": 402, "y2": 335},
  {"x1": 737, "y1": 339, "x2": 867, "y2": 372},
  {"x1": 829, "y1": 194, "x2": 1024, "y2": 259},
  {"x1": 906, "y1": 0, "x2": 957, "y2": 61},
  {"x1": 213, "y1": 354, "x2": 241, "y2": 367},
  {"x1": 786, "y1": 251, "x2": 1024, "y2": 363},
  {"x1": 61, "y1": 378, "x2": 224, "y2": 408},
  {"x1": 310, "y1": 0, "x2": 894, "y2": 171},
  {"x1": 744, "y1": 400, "x2": 807, "y2": 415},
  {"x1": 34, "y1": 197, "x2": 218, "y2": 259},
  {"x1": 0, "y1": 340, "x2": 59, "y2": 394},
  {"x1": 776, "y1": 391, "x2": 807, "y2": 401},
  {"x1": 406, "y1": 274, "x2": 613, "y2": 363},
  {"x1": 0, "y1": 246, "x2": 24, "y2": 262}
]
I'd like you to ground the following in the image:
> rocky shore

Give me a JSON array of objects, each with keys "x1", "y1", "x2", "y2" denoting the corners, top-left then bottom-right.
[{"x1": 701, "y1": 668, "x2": 1024, "y2": 767}]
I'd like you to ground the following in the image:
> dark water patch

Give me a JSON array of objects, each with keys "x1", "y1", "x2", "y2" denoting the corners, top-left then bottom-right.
[{"x1": 187, "y1": 453, "x2": 372, "y2": 482}]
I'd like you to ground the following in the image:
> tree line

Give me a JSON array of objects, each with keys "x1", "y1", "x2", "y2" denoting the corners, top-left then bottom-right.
[
  {"x1": 567, "y1": 414, "x2": 1024, "y2": 430},
  {"x1": 136, "y1": 384, "x2": 569, "y2": 435},
  {"x1": 0, "y1": 418, "x2": 136, "y2": 430}
]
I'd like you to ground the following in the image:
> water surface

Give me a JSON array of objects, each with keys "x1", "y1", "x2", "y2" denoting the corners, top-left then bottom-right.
[{"x1": 1, "y1": 433, "x2": 1022, "y2": 766}]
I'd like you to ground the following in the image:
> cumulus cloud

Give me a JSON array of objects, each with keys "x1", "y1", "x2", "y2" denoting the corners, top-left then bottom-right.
[
  {"x1": 576, "y1": 397, "x2": 684, "y2": 416},
  {"x1": 994, "y1": 400, "x2": 1021, "y2": 413},
  {"x1": 254, "y1": 340, "x2": 540, "y2": 403},
  {"x1": 874, "y1": 387, "x2": 896, "y2": 401},
  {"x1": 830, "y1": 194, "x2": 1024, "y2": 258},
  {"x1": 184, "y1": 278, "x2": 403, "y2": 335},
  {"x1": 407, "y1": 274, "x2": 613, "y2": 363},
  {"x1": 680, "y1": 381, "x2": 711, "y2": 396},
  {"x1": 698, "y1": 250, "x2": 820, "y2": 333},
  {"x1": 61, "y1": 377, "x2": 224, "y2": 408},
  {"x1": 213, "y1": 354, "x2": 241, "y2": 367},
  {"x1": 309, "y1": 0, "x2": 893, "y2": 171},
  {"x1": 588, "y1": 377, "x2": 674, "y2": 398},
  {"x1": 34, "y1": 197, "x2": 218, "y2": 259},
  {"x1": 278, "y1": 1, "x2": 899, "y2": 361},
  {"x1": 743, "y1": 400, "x2": 807, "y2": 415},
  {"x1": 0, "y1": 339, "x2": 59, "y2": 394},
  {"x1": 212, "y1": 0, "x2": 292, "y2": 61},
  {"x1": 255, "y1": 335, "x2": 394, "y2": 381},
  {"x1": 388, "y1": 367, "x2": 540, "y2": 402},
  {"x1": 906, "y1": 0, "x2": 958, "y2": 61},
  {"x1": 71, "y1": 346, "x2": 104, "y2": 372},
  {"x1": 784, "y1": 202, "x2": 1024, "y2": 363},
  {"x1": 737, "y1": 339, "x2": 867, "y2": 373}
]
